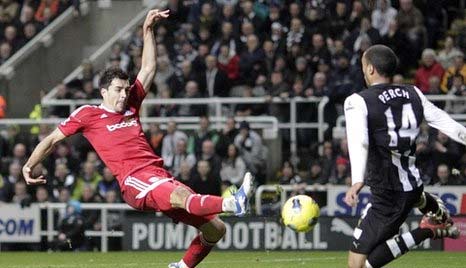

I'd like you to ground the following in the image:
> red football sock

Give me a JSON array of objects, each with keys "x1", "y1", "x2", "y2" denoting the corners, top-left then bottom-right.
[
  {"x1": 182, "y1": 234, "x2": 215, "y2": 268},
  {"x1": 185, "y1": 194, "x2": 223, "y2": 216}
]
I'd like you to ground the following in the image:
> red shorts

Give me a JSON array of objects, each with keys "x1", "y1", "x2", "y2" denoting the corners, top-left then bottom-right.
[{"x1": 121, "y1": 165, "x2": 215, "y2": 228}]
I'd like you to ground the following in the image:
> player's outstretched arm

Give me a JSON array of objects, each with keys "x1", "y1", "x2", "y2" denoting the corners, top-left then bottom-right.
[
  {"x1": 414, "y1": 87, "x2": 466, "y2": 146},
  {"x1": 137, "y1": 9, "x2": 169, "y2": 93},
  {"x1": 22, "y1": 128, "x2": 67, "y2": 185}
]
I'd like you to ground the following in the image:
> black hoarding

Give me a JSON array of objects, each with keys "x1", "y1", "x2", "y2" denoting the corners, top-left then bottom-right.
[{"x1": 122, "y1": 214, "x2": 442, "y2": 251}]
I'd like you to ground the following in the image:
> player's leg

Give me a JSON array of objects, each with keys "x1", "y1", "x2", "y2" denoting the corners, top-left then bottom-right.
[
  {"x1": 366, "y1": 219, "x2": 460, "y2": 268},
  {"x1": 415, "y1": 191, "x2": 451, "y2": 223},
  {"x1": 347, "y1": 251, "x2": 368, "y2": 268},
  {"x1": 349, "y1": 189, "x2": 417, "y2": 268},
  {"x1": 170, "y1": 172, "x2": 254, "y2": 216},
  {"x1": 165, "y1": 209, "x2": 225, "y2": 268}
]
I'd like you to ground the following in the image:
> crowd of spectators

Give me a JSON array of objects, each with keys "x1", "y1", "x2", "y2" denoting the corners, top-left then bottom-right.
[
  {"x1": 0, "y1": 0, "x2": 466, "y2": 250},
  {"x1": 0, "y1": 0, "x2": 78, "y2": 65}
]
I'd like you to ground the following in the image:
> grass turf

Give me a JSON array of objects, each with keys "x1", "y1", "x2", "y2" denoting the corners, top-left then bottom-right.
[{"x1": 1, "y1": 251, "x2": 466, "y2": 268}]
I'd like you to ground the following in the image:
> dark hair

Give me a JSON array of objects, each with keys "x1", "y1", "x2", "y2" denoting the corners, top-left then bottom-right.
[
  {"x1": 364, "y1": 45, "x2": 398, "y2": 77},
  {"x1": 99, "y1": 68, "x2": 129, "y2": 89}
]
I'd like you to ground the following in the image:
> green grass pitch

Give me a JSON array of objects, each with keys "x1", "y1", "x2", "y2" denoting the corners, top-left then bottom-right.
[{"x1": 1, "y1": 251, "x2": 466, "y2": 268}]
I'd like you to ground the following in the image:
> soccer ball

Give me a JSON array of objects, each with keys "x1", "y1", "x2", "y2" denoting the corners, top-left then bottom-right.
[{"x1": 281, "y1": 195, "x2": 320, "y2": 232}]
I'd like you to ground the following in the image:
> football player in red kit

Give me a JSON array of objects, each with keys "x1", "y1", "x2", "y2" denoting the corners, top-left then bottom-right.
[{"x1": 22, "y1": 9, "x2": 253, "y2": 268}]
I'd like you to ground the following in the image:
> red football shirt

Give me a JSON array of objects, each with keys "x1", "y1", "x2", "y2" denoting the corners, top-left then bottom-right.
[{"x1": 58, "y1": 79, "x2": 163, "y2": 188}]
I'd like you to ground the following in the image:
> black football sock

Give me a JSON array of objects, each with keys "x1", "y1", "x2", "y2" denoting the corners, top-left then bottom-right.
[
  {"x1": 417, "y1": 192, "x2": 447, "y2": 221},
  {"x1": 366, "y1": 228, "x2": 432, "y2": 268}
]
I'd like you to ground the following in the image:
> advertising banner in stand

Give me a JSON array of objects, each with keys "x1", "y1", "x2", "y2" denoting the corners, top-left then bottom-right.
[
  {"x1": 122, "y1": 214, "x2": 441, "y2": 251},
  {"x1": 0, "y1": 203, "x2": 41, "y2": 242},
  {"x1": 326, "y1": 186, "x2": 466, "y2": 216}
]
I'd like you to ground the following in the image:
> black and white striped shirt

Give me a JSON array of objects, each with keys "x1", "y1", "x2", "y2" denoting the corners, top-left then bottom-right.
[{"x1": 344, "y1": 84, "x2": 466, "y2": 192}]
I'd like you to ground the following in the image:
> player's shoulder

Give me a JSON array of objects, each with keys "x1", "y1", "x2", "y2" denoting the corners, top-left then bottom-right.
[
  {"x1": 70, "y1": 105, "x2": 99, "y2": 118},
  {"x1": 344, "y1": 93, "x2": 368, "y2": 115}
]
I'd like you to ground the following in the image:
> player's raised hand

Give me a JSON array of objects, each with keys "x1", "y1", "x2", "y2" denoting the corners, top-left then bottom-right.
[
  {"x1": 22, "y1": 165, "x2": 46, "y2": 185},
  {"x1": 143, "y1": 9, "x2": 169, "y2": 32},
  {"x1": 345, "y1": 182, "x2": 364, "y2": 207}
]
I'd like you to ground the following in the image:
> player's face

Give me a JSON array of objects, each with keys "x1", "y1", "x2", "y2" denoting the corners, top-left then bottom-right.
[{"x1": 102, "y1": 78, "x2": 130, "y2": 113}]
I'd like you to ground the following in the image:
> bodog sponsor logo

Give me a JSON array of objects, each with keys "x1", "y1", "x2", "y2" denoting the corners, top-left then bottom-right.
[{"x1": 107, "y1": 119, "x2": 138, "y2": 131}]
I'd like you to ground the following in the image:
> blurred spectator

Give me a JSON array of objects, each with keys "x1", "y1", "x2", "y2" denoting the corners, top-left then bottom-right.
[
  {"x1": 211, "y1": 21, "x2": 237, "y2": 56},
  {"x1": 11, "y1": 180, "x2": 32, "y2": 206},
  {"x1": 239, "y1": 34, "x2": 265, "y2": 85},
  {"x1": 144, "y1": 123, "x2": 164, "y2": 156},
  {"x1": 0, "y1": 41, "x2": 12, "y2": 64},
  {"x1": 427, "y1": 76, "x2": 442, "y2": 96},
  {"x1": 4, "y1": 25, "x2": 25, "y2": 52},
  {"x1": 328, "y1": 1, "x2": 349, "y2": 40},
  {"x1": 194, "y1": 2, "x2": 218, "y2": 34},
  {"x1": 109, "y1": 42, "x2": 129, "y2": 72},
  {"x1": 166, "y1": 139, "x2": 196, "y2": 178},
  {"x1": 266, "y1": 71, "x2": 289, "y2": 122},
  {"x1": 187, "y1": 116, "x2": 220, "y2": 159},
  {"x1": 396, "y1": 0, "x2": 426, "y2": 57},
  {"x1": 191, "y1": 43, "x2": 209, "y2": 75},
  {"x1": 380, "y1": 20, "x2": 413, "y2": 74},
  {"x1": 23, "y1": 22, "x2": 38, "y2": 41},
  {"x1": 215, "y1": 117, "x2": 238, "y2": 158},
  {"x1": 190, "y1": 160, "x2": 221, "y2": 196},
  {"x1": 176, "y1": 160, "x2": 194, "y2": 188},
  {"x1": 445, "y1": 74, "x2": 466, "y2": 114},
  {"x1": 239, "y1": 0, "x2": 264, "y2": 36},
  {"x1": 0, "y1": 162, "x2": 24, "y2": 202},
  {"x1": 199, "y1": 139, "x2": 222, "y2": 180},
  {"x1": 286, "y1": 18, "x2": 309, "y2": 53},
  {"x1": 414, "y1": 49, "x2": 444, "y2": 93},
  {"x1": 199, "y1": 55, "x2": 230, "y2": 97},
  {"x1": 345, "y1": 17, "x2": 380, "y2": 54},
  {"x1": 85, "y1": 151, "x2": 103, "y2": 172},
  {"x1": 98, "y1": 189, "x2": 124, "y2": 250},
  {"x1": 49, "y1": 163, "x2": 75, "y2": 200},
  {"x1": 291, "y1": 56, "x2": 313, "y2": 89},
  {"x1": 154, "y1": 54, "x2": 174, "y2": 91},
  {"x1": 176, "y1": 80, "x2": 207, "y2": 116},
  {"x1": 307, "y1": 33, "x2": 331, "y2": 73},
  {"x1": 431, "y1": 131, "x2": 462, "y2": 168},
  {"x1": 2, "y1": 143, "x2": 28, "y2": 173},
  {"x1": 49, "y1": 83, "x2": 72, "y2": 117},
  {"x1": 437, "y1": 36, "x2": 462, "y2": 69},
  {"x1": 278, "y1": 160, "x2": 304, "y2": 190},
  {"x1": 161, "y1": 121, "x2": 188, "y2": 166},
  {"x1": 432, "y1": 164, "x2": 464, "y2": 186},
  {"x1": 320, "y1": 141, "x2": 336, "y2": 182},
  {"x1": 234, "y1": 121, "x2": 265, "y2": 181},
  {"x1": 149, "y1": 85, "x2": 177, "y2": 117},
  {"x1": 371, "y1": 0, "x2": 397, "y2": 37},
  {"x1": 441, "y1": 50, "x2": 465, "y2": 93},
  {"x1": 217, "y1": 43, "x2": 240, "y2": 83},
  {"x1": 329, "y1": 156, "x2": 351, "y2": 185},
  {"x1": 0, "y1": 0, "x2": 19, "y2": 23},
  {"x1": 55, "y1": 200, "x2": 86, "y2": 251},
  {"x1": 72, "y1": 161, "x2": 102, "y2": 200},
  {"x1": 35, "y1": 0, "x2": 59, "y2": 23},
  {"x1": 74, "y1": 79, "x2": 100, "y2": 99},
  {"x1": 307, "y1": 160, "x2": 326, "y2": 185},
  {"x1": 96, "y1": 167, "x2": 120, "y2": 200},
  {"x1": 168, "y1": 60, "x2": 198, "y2": 97},
  {"x1": 47, "y1": 142, "x2": 79, "y2": 175},
  {"x1": 220, "y1": 144, "x2": 246, "y2": 187},
  {"x1": 79, "y1": 184, "x2": 101, "y2": 237}
]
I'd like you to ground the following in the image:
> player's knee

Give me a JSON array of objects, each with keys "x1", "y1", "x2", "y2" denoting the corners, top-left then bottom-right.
[
  {"x1": 200, "y1": 219, "x2": 226, "y2": 243},
  {"x1": 348, "y1": 253, "x2": 366, "y2": 268},
  {"x1": 170, "y1": 186, "x2": 191, "y2": 209}
]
